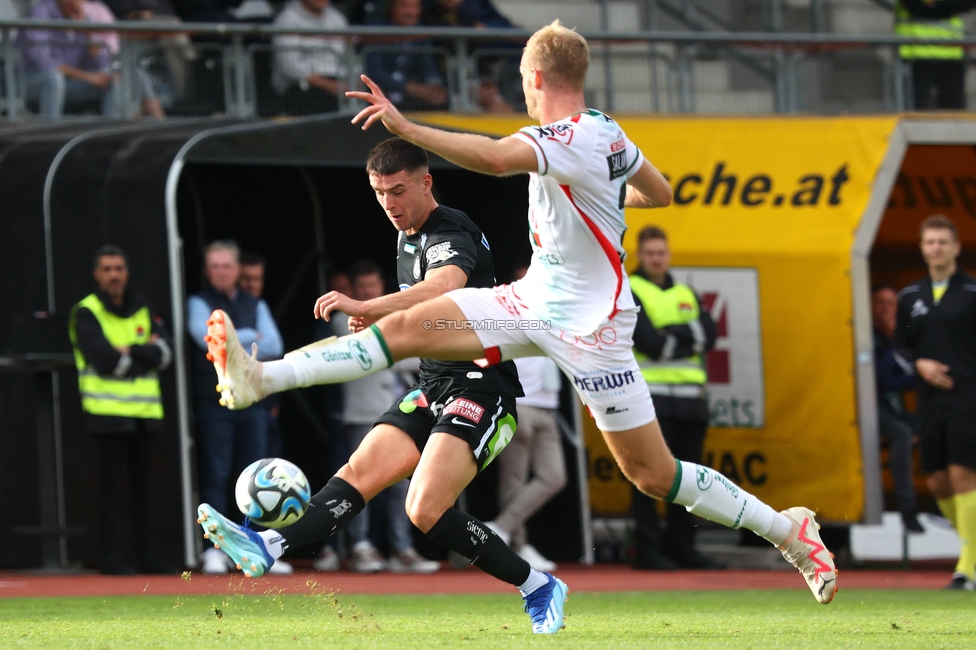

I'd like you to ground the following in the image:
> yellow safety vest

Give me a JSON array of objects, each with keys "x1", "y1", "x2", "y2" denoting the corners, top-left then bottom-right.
[
  {"x1": 895, "y1": 2, "x2": 964, "y2": 60},
  {"x1": 69, "y1": 293, "x2": 163, "y2": 419},
  {"x1": 630, "y1": 274, "x2": 707, "y2": 392}
]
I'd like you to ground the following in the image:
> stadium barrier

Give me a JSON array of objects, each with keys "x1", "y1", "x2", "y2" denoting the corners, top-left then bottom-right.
[{"x1": 5, "y1": 21, "x2": 976, "y2": 119}]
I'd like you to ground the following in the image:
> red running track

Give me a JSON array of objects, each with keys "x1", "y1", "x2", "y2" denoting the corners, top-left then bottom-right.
[{"x1": 0, "y1": 565, "x2": 954, "y2": 599}]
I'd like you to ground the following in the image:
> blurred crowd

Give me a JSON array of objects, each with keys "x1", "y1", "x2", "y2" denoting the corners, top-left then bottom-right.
[{"x1": 7, "y1": 0, "x2": 523, "y2": 119}]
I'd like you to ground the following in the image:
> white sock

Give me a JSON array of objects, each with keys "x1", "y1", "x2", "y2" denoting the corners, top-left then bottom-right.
[
  {"x1": 670, "y1": 460, "x2": 792, "y2": 546},
  {"x1": 259, "y1": 530, "x2": 285, "y2": 560},
  {"x1": 518, "y1": 568, "x2": 549, "y2": 596},
  {"x1": 263, "y1": 325, "x2": 393, "y2": 393}
]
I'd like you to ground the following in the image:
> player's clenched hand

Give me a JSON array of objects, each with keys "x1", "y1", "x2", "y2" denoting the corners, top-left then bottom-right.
[
  {"x1": 313, "y1": 291, "x2": 363, "y2": 322},
  {"x1": 347, "y1": 315, "x2": 377, "y2": 333},
  {"x1": 345, "y1": 75, "x2": 409, "y2": 134},
  {"x1": 916, "y1": 358, "x2": 954, "y2": 391}
]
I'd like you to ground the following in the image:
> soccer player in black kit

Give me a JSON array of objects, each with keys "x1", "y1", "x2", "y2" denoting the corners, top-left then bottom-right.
[
  {"x1": 197, "y1": 139, "x2": 567, "y2": 632},
  {"x1": 896, "y1": 214, "x2": 976, "y2": 590}
]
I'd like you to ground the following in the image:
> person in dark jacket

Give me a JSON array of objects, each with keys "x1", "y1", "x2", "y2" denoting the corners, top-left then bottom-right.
[
  {"x1": 872, "y1": 284, "x2": 922, "y2": 533},
  {"x1": 68, "y1": 245, "x2": 174, "y2": 575},
  {"x1": 896, "y1": 214, "x2": 976, "y2": 589}
]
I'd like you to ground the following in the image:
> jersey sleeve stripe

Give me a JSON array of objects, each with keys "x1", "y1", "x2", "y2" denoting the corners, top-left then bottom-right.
[
  {"x1": 514, "y1": 130, "x2": 548, "y2": 175},
  {"x1": 624, "y1": 148, "x2": 644, "y2": 176},
  {"x1": 559, "y1": 183, "x2": 623, "y2": 321}
]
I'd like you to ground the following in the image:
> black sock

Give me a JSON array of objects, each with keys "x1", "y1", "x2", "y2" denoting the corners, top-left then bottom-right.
[
  {"x1": 279, "y1": 477, "x2": 365, "y2": 552},
  {"x1": 426, "y1": 508, "x2": 531, "y2": 587}
]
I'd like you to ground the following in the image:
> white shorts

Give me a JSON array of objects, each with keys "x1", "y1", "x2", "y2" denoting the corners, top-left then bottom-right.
[{"x1": 446, "y1": 284, "x2": 656, "y2": 432}]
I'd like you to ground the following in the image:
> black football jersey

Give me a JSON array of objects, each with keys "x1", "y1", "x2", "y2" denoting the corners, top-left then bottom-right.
[{"x1": 396, "y1": 205, "x2": 523, "y2": 397}]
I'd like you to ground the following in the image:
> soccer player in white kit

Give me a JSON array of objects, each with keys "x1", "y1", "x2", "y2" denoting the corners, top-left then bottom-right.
[{"x1": 201, "y1": 20, "x2": 836, "y2": 628}]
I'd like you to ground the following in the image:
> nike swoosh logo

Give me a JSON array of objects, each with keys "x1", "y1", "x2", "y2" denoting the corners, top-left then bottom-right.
[{"x1": 451, "y1": 417, "x2": 476, "y2": 427}]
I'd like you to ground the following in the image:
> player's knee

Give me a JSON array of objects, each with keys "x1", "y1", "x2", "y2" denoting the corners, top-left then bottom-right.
[{"x1": 404, "y1": 497, "x2": 443, "y2": 533}]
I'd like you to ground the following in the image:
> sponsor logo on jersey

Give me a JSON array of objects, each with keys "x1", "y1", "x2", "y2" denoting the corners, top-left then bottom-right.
[
  {"x1": 607, "y1": 150, "x2": 628, "y2": 180},
  {"x1": 679, "y1": 301, "x2": 694, "y2": 313},
  {"x1": 531, "y1": 123, "x2": 574, "y2": 145},
  {"x1": 398, "y1": 389, "x2": 429, "y2": 413},
  {"x1": 420, "y1": 234, "x2": 428, "y2": 249},
  {"x1": 444, "y1": 398, "x2": 485, "y2": 423},
  {"x1": 604, "y1": 405, "x2": 629, "y2": 415},
  {"x1": 910, "y1": 299, "x2": 929, "y2": 318},
  {"x1": 572, "y1": 369, "x2": 636, "y2": 395},
  {"x1": 413, "y1": 255, "x2": 421, "y2": 279},
  {"x1": 425, "y1": 241, "x2": 458, "y2": 265},
  {"x1": 610, "y1": 138, "x2": 625, "y2": 153}
]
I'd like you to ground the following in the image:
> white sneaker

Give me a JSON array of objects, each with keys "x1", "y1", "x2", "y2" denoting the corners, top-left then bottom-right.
[
  {"x1": 779, "y1": 507, "x2": 837, "y2": 604},
  {"x1": 206, "y1": 309, "x2": 265, "y2": 410},
  {"x1": 351, "y1": 541, "x2": 386, "y2": 573},
  {"x1": 517, "y1": 544, "x2": 556, "y2": 572},
  {"x1": 312, "y1": 546, "x2": 340, "y2": 572},
  {"x1": 388, "y1": 547, "x2": 440, "y2": 574},
  {"x1": 266, "y1": 559, "x2": 294, "y2": 575},
  {"x1": 201, "y1": 548, "x2": 230, "y2": 575},
  {"x1": 484, "y1": 520, "x2": 511, "y2": 546}
]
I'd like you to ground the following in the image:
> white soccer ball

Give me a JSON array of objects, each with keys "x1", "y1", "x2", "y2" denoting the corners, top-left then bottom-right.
[{"x1": 235, "y1": 457, "x2": 311, "y2": 528}]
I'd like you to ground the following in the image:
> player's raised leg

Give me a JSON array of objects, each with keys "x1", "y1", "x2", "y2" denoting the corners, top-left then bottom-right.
[
  {"x1": 198, "y1": 424, "x2": 421, "y2": 576},
  {"x1": 602, "y1": 419, "x2": 837, "y2": 604},
  {"x1": 405, "y1": 432, "x2": 568, "y2": 634},
  {"x1": 205, "y1": 296, "x2": 483, "y2": 410}
]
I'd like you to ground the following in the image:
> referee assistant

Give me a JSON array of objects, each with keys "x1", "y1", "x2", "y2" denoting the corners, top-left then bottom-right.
[{"x1": 896, "y1": 214, "x2": 976, "y2": 590}]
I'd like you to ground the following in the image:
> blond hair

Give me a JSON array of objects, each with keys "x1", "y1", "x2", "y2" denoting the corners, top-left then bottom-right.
[{"x1": 524, "y1": 20, "x2": 589, "y2": 90}]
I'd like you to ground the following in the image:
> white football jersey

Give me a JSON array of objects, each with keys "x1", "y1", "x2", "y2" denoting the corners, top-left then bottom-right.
[{"x1": 511, "y1": 110, "x2": 644, "y2": 335}]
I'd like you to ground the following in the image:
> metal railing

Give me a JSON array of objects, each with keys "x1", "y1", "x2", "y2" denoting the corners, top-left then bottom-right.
[{"x1": 3, "y1": 20, "x2": 976, "y2": 121}]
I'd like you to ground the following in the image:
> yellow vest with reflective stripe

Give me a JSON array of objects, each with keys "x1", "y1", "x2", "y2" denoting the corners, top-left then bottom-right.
[
  {"x1": 69, "y1": 294, "x2": 163, "y2": 419},
  {"x1": 630, "y1": 275, "x2": 707, "y2": 386},
  {"x1": 895, "y1": 3, "x2": 964, "y2": 60}
]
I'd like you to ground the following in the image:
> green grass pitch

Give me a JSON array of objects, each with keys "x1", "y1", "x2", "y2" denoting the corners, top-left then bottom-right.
[{"x1": 1, "y1": 589, "x2": 974, "y2": 648}]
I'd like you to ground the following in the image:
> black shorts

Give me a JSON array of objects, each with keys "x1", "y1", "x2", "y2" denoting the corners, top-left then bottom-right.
[
  {"x1": 374, "y1": 376, "x2": 518, "y2": 473},
  {"x1": 917, "y1": 398, "x2": 976, "y2": 473}
]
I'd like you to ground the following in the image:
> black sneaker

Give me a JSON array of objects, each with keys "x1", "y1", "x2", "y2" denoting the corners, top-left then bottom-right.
[{"x1": 943, "y1": 573, "x2": 975, "y2": 590}]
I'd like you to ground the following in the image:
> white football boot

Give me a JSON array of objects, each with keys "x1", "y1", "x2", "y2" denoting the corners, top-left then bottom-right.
[
  {"x1": 205, "y1": 309, "x2": 265, "y2": 410},
  {"x1": 779, "y1": 507, "x2": 838, "y2": 604}
]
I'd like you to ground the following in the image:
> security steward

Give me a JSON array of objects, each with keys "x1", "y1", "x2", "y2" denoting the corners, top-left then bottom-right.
[
  {"x1": 896, "y1": 215, "x2": 976, "y2": 590},
  {"x1": 895, "y1": 0, "x2": 976, "y2": 110},
  {"x1": 628, "y1": 226, "x2": 724, "y2": 570},
  {"x1": 69, "y1": 245, "x2": 174, "y2": 575}
]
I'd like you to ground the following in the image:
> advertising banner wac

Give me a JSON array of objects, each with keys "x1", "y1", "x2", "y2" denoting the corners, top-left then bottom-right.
[{"x1": 420, "y1": 114, "x2": 898, "y2": 522}]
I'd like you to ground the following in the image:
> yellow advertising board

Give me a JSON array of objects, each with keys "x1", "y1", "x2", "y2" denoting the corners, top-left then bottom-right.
[{"x1": 420, "y1": 114, "x2": 900, "y2": 523}]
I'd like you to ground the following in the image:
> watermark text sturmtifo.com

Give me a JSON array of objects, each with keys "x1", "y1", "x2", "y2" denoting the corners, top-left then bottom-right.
[{"x1": 422, "y1": 319, "x2": 552, "y2": 331}]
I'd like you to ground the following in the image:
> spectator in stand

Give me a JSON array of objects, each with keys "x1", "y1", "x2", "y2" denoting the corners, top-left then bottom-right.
[
  {"x1": 187, "y1": 239, "x2": 291, "y2": 575},
  {"x1": 100, "y1": 0, "x2": 197, "y2": 100},
  {"x1": 20, "y1": 0, "x2": 165, "y2": 119},
  {"x1": 895, "y1": 0, "x2": 976, "y2": 110},
  {"x1": 272, "y1": 0, "x2": 349, "y2": 115},
  {"x1": 420, "y1": 0, "x2": 515, "y2": 113},
  {"x1": 872, "y1": 284, "x2": 923, "y2": 534},
  {"x1": 485, "y1": 269, "x2": 566, "y2": 572},
  {"x1": 315, "y1": 260, "x2": 439, "y2": 574},
  {"x1": 68, "y1": 246, "x2": 176, "y2": 575},
  {"x1": 239, "y1": 251, "x2": 286, "y2": 459},
  {"x1": 364, "y1": 0, "x2": 447, "y2": 111}
]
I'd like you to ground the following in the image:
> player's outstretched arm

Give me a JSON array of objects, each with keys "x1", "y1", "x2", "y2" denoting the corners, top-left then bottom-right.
[
  {"x1": 625, "y1": 159, "x2": 673, "y2": 208},
  {"x1": 315, "y1": 265, "x2": 468, "y2": 331},
  {"x1": 346, "y1": 75, "x2": 536, "y2": 177}
]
